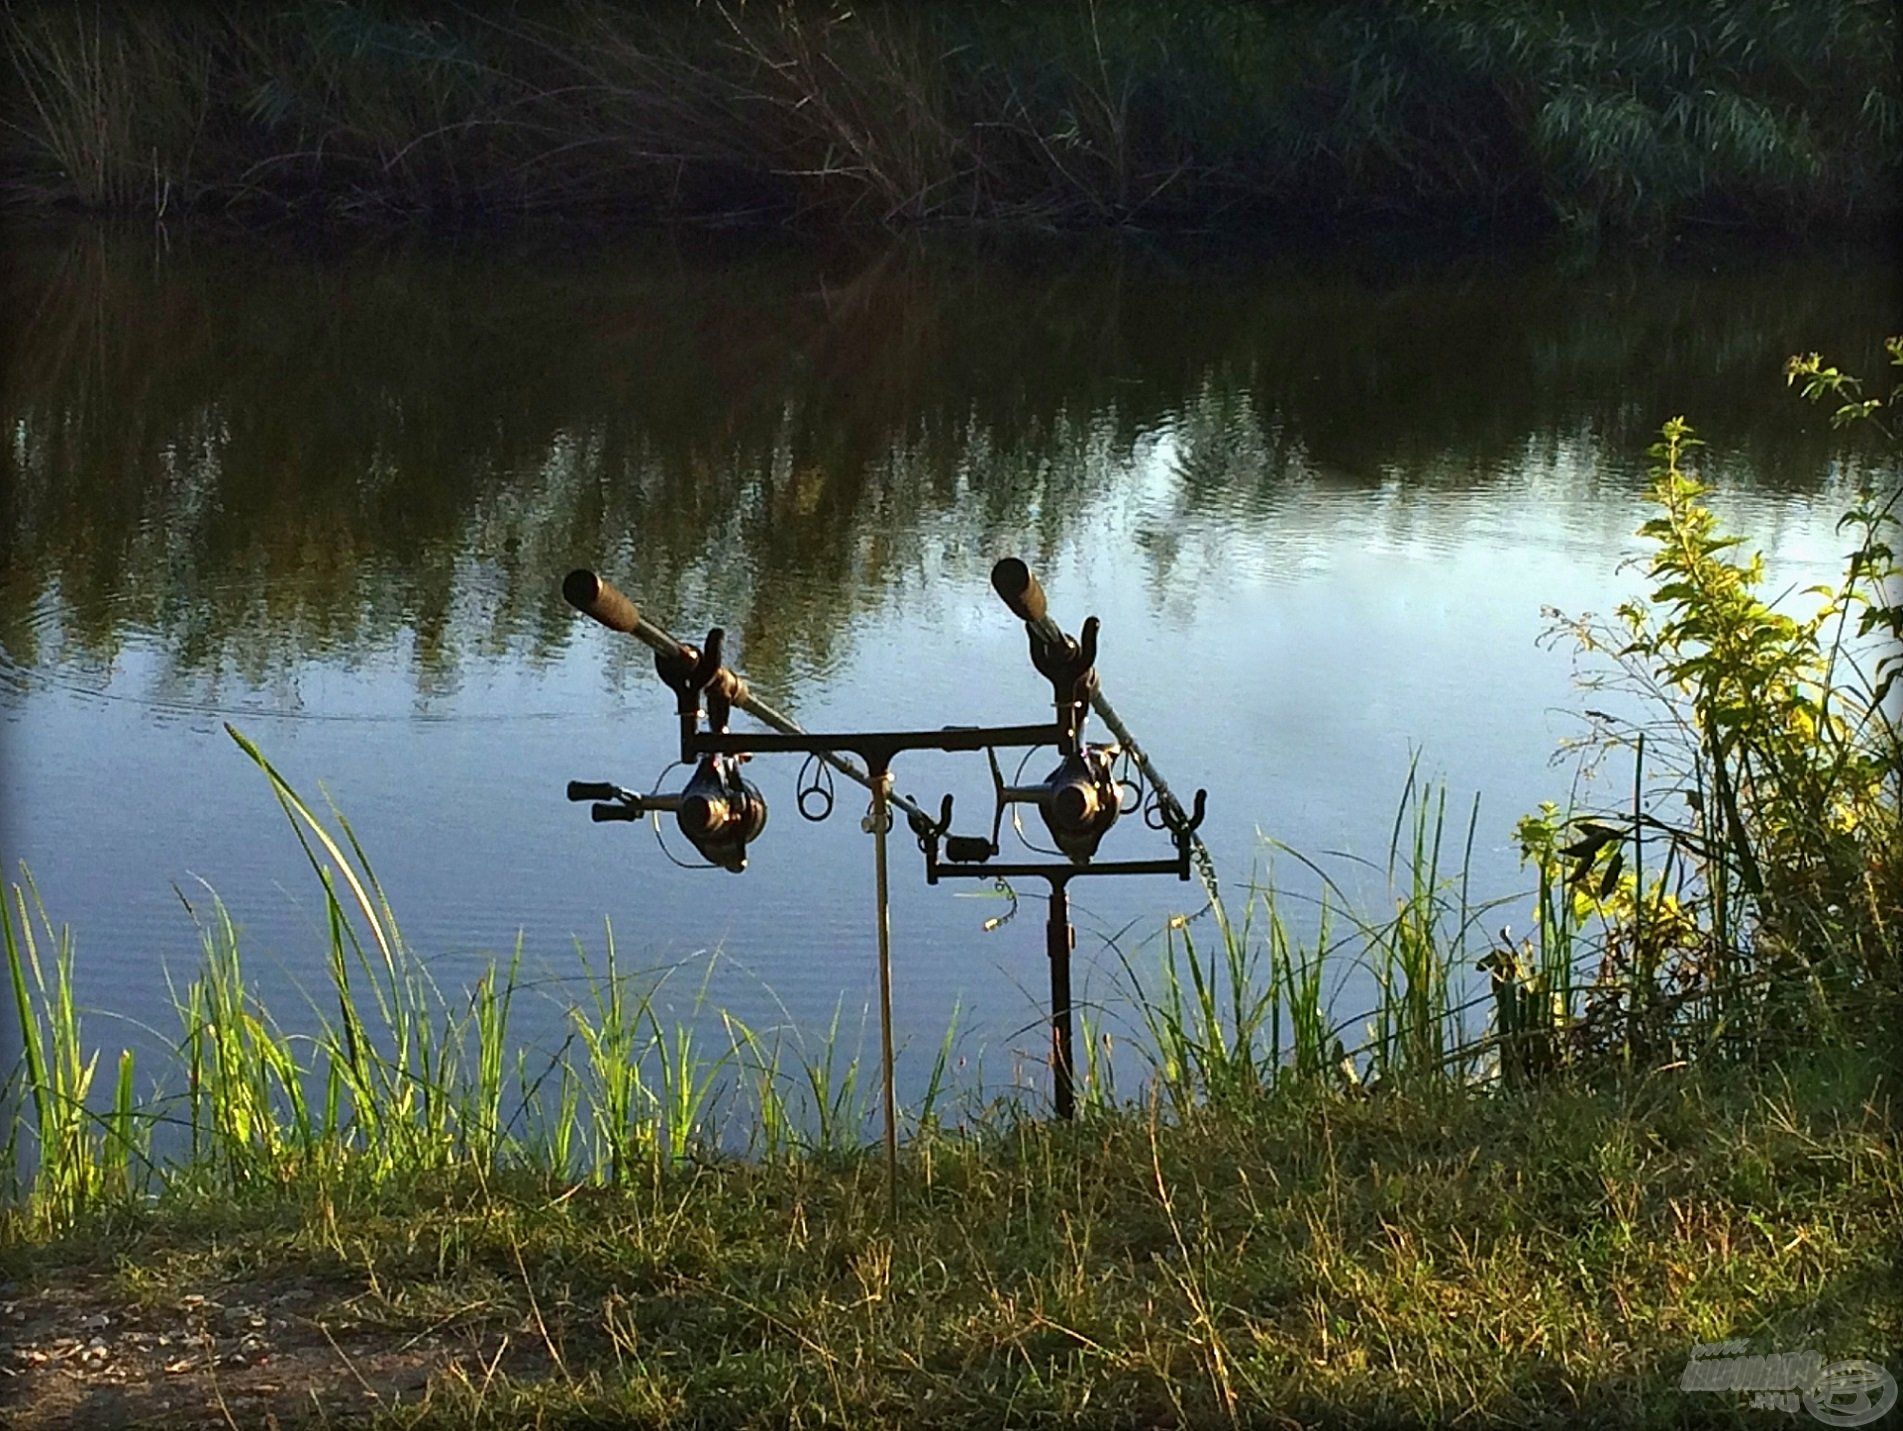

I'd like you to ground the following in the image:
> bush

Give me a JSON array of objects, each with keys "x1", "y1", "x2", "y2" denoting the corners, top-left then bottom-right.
[
  {"x1": 2, "y1": 1, "x2": 1896, "y2": 233},
  {"x1": 1504, "y1": 341, "x2": 1902, "y2": 1074}
]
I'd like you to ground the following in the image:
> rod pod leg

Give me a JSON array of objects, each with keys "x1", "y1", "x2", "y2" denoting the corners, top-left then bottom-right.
[
  {"x1": 1048, "y1": 881, "x2": 1075, "y2": 1121},
  {"x1": 871, "y1": 766, "x2": 900, "y2": 1216}
]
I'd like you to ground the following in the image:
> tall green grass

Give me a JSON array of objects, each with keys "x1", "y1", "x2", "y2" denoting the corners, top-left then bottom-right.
[
  {"x1": 1119, "y1": 349, "x2": 1900, "y2": 1113},
  {"x1": 4, "y1": 876, "x2": 145, "y2": 1218},
  {"x1": 1124, "y1": 767, "x2": 1509, "y2": 1113},
  {"x1": 1, "y1": 685, "x2": 1887, "y2": 1233},
  {"x1": 3, "y1": 737, "x2": 1566, "y2": 1231},
  {"x1": 6, "y1": 354, "x2": 1898, "y2": 1238},
  {"x1": 0, "y1": 725, "x2": 901, "y2": 1233},
  {"x1": 3, "y1": 1, "x2": 1895, "y2": 234}
]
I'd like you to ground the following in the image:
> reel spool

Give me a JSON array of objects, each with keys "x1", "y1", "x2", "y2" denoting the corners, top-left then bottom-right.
[
  {"x1": 676, "y1": 754, "x2": 768, "y2": 873},
  {"x1": 992, "y1": 743, "x2": 1123, "y2": 864},
  {"x1": 568, "y1": 753, "x2": 767, "y2": 872}
]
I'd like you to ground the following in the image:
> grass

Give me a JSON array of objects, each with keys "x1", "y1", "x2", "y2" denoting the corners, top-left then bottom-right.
[
  {"x1": 2, "y1": 374, "x2": 1898, "y2": 1420},
  {"x1": 2, "y1": 1044, "x2": 1896, "y2": 1426},
  {"x1": 3, "y1": 726, "x2": 1895, "y2": 1424},
  {"x1": 0, "y1": 725, "x2": 932, "y2": 1229},
  {"x1": 0, "y1": 737, "x2": 1475, "y2": 1230},
  {"x1": 1, "y1": 1, "x2": 1896, "y2": 236}
]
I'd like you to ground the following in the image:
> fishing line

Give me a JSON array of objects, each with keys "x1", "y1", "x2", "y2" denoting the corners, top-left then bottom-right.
[
  {"x1": 646, "y1": 758, "x2": 717, "y2": 871},
  {"x1": 0, "y1": 661, "x2": 605, "y2": 725}
]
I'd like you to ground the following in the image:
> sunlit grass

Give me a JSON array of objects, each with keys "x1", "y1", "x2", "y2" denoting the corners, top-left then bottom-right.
[
  {"x1": 0, "y1": 728, "x2": 909, "y2": 1232},
  {"x1": 6, "y1": 1033, "x2": 1895, "y2": 1427},
  {"x1": 1, "y1": 375, "x2": 1897, "y2": 1419},
  {"x1": 2, "y1": 687, "x2": 1895, "y2": 1426},
  {"x1": 7, "y1": 728, "x2": 1886, "y2": 1236}
]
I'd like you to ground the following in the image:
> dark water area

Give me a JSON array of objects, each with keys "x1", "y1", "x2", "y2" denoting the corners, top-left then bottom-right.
[{"x1": 1, "y1": 223, "x2": 1896, "y2": 1115}]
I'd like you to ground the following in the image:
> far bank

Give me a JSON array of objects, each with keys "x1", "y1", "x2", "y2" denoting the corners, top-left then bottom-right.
[{"x1": 3, "y1": 1, "x2": 1897, "y2": 239}]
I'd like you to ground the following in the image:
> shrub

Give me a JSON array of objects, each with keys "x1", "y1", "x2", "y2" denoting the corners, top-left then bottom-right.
[{"x1": 1506, "y1": 341, "x2": 1902, "y2": 1072}]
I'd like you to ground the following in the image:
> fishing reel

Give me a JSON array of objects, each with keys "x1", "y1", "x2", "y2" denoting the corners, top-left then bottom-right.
[
  {"x1": 567, "y1": 753, "x2": 767, "y2": 873},
  {"x1": 991, "y1": 742, "x2": 1124, "y2": 864},
  {"x1": 563, "y1": 560, "x2": 1215, "y2": 1139}
]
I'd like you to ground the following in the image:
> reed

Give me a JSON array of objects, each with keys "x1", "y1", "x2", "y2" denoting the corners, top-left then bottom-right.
[
  {"x1": 0, "y1": 720, "x2": 980, "y2": 1231},
  {"x1": 8, "y1": 563, "x2": 1892, "y2": 1232},
  {"x1": 1121, "y1": 764, "x2": 1511, "y2": 1113},
  {"x1": 0, "y1": 751, "x2": 1394, "y2": 1226},
  {"x1": 2, "y1": 1, "x2": 1894, "y2": 234},
  {"x1": 4, "y1": 875, "x2": 146, "y2": 1225}
]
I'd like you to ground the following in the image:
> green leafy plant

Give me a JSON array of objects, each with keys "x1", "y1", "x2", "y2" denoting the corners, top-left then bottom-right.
[{"x1": 1518, "y1": 343, "x2": 1901, "y2": 1074}]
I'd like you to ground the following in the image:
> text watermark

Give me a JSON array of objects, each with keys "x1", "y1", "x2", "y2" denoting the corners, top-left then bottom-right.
[{"x1": 1681, "y1": 1341, "x2": 1896, "y2": 1426}]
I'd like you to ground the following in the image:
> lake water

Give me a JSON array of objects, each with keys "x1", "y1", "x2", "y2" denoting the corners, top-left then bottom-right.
[{"x1": 2, "y1": 225, "x2": 1895, "y2": 1118}]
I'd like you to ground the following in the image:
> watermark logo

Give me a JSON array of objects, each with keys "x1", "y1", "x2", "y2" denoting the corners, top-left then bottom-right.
[{"x1": 1681, "y1": 1341, "x2": 1897, "y2": 1426}]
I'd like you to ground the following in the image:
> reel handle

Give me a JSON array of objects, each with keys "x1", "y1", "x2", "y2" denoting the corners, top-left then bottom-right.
[
  {"x1": 572, "y1": 783, "x2": 683, "y2": 820},
  {"x1": 945, "y1": 835, "x2": 997, "y2": 863}
]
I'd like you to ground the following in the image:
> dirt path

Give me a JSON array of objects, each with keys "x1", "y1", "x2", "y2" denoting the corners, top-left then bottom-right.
[{"x1": 1, "y1": 1276, "x2": 484, "y2": 1428}]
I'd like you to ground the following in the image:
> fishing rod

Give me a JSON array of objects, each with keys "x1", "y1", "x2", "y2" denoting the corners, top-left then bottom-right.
[
  {"x1": 557, "y1": 561, "x2": 1211, "y2": 1203},
  {"x1": 561, "y1": 570, "x2": 939, "y2": 831},
  {"x1": 562, "y1": 567, "x2": 1063, "y2": 1214},
  {"x1": 989, "y1": 558, "x2": 1223, "y2": 907},
  {"x1": 892, "y1": 557, "x2": 1211, "y2": 1120}
]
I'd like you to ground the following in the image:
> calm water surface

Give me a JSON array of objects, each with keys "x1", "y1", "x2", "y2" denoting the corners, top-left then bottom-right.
[{"x1": 1, "y1": 226, "x2": 1895, "y2": 1114}]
